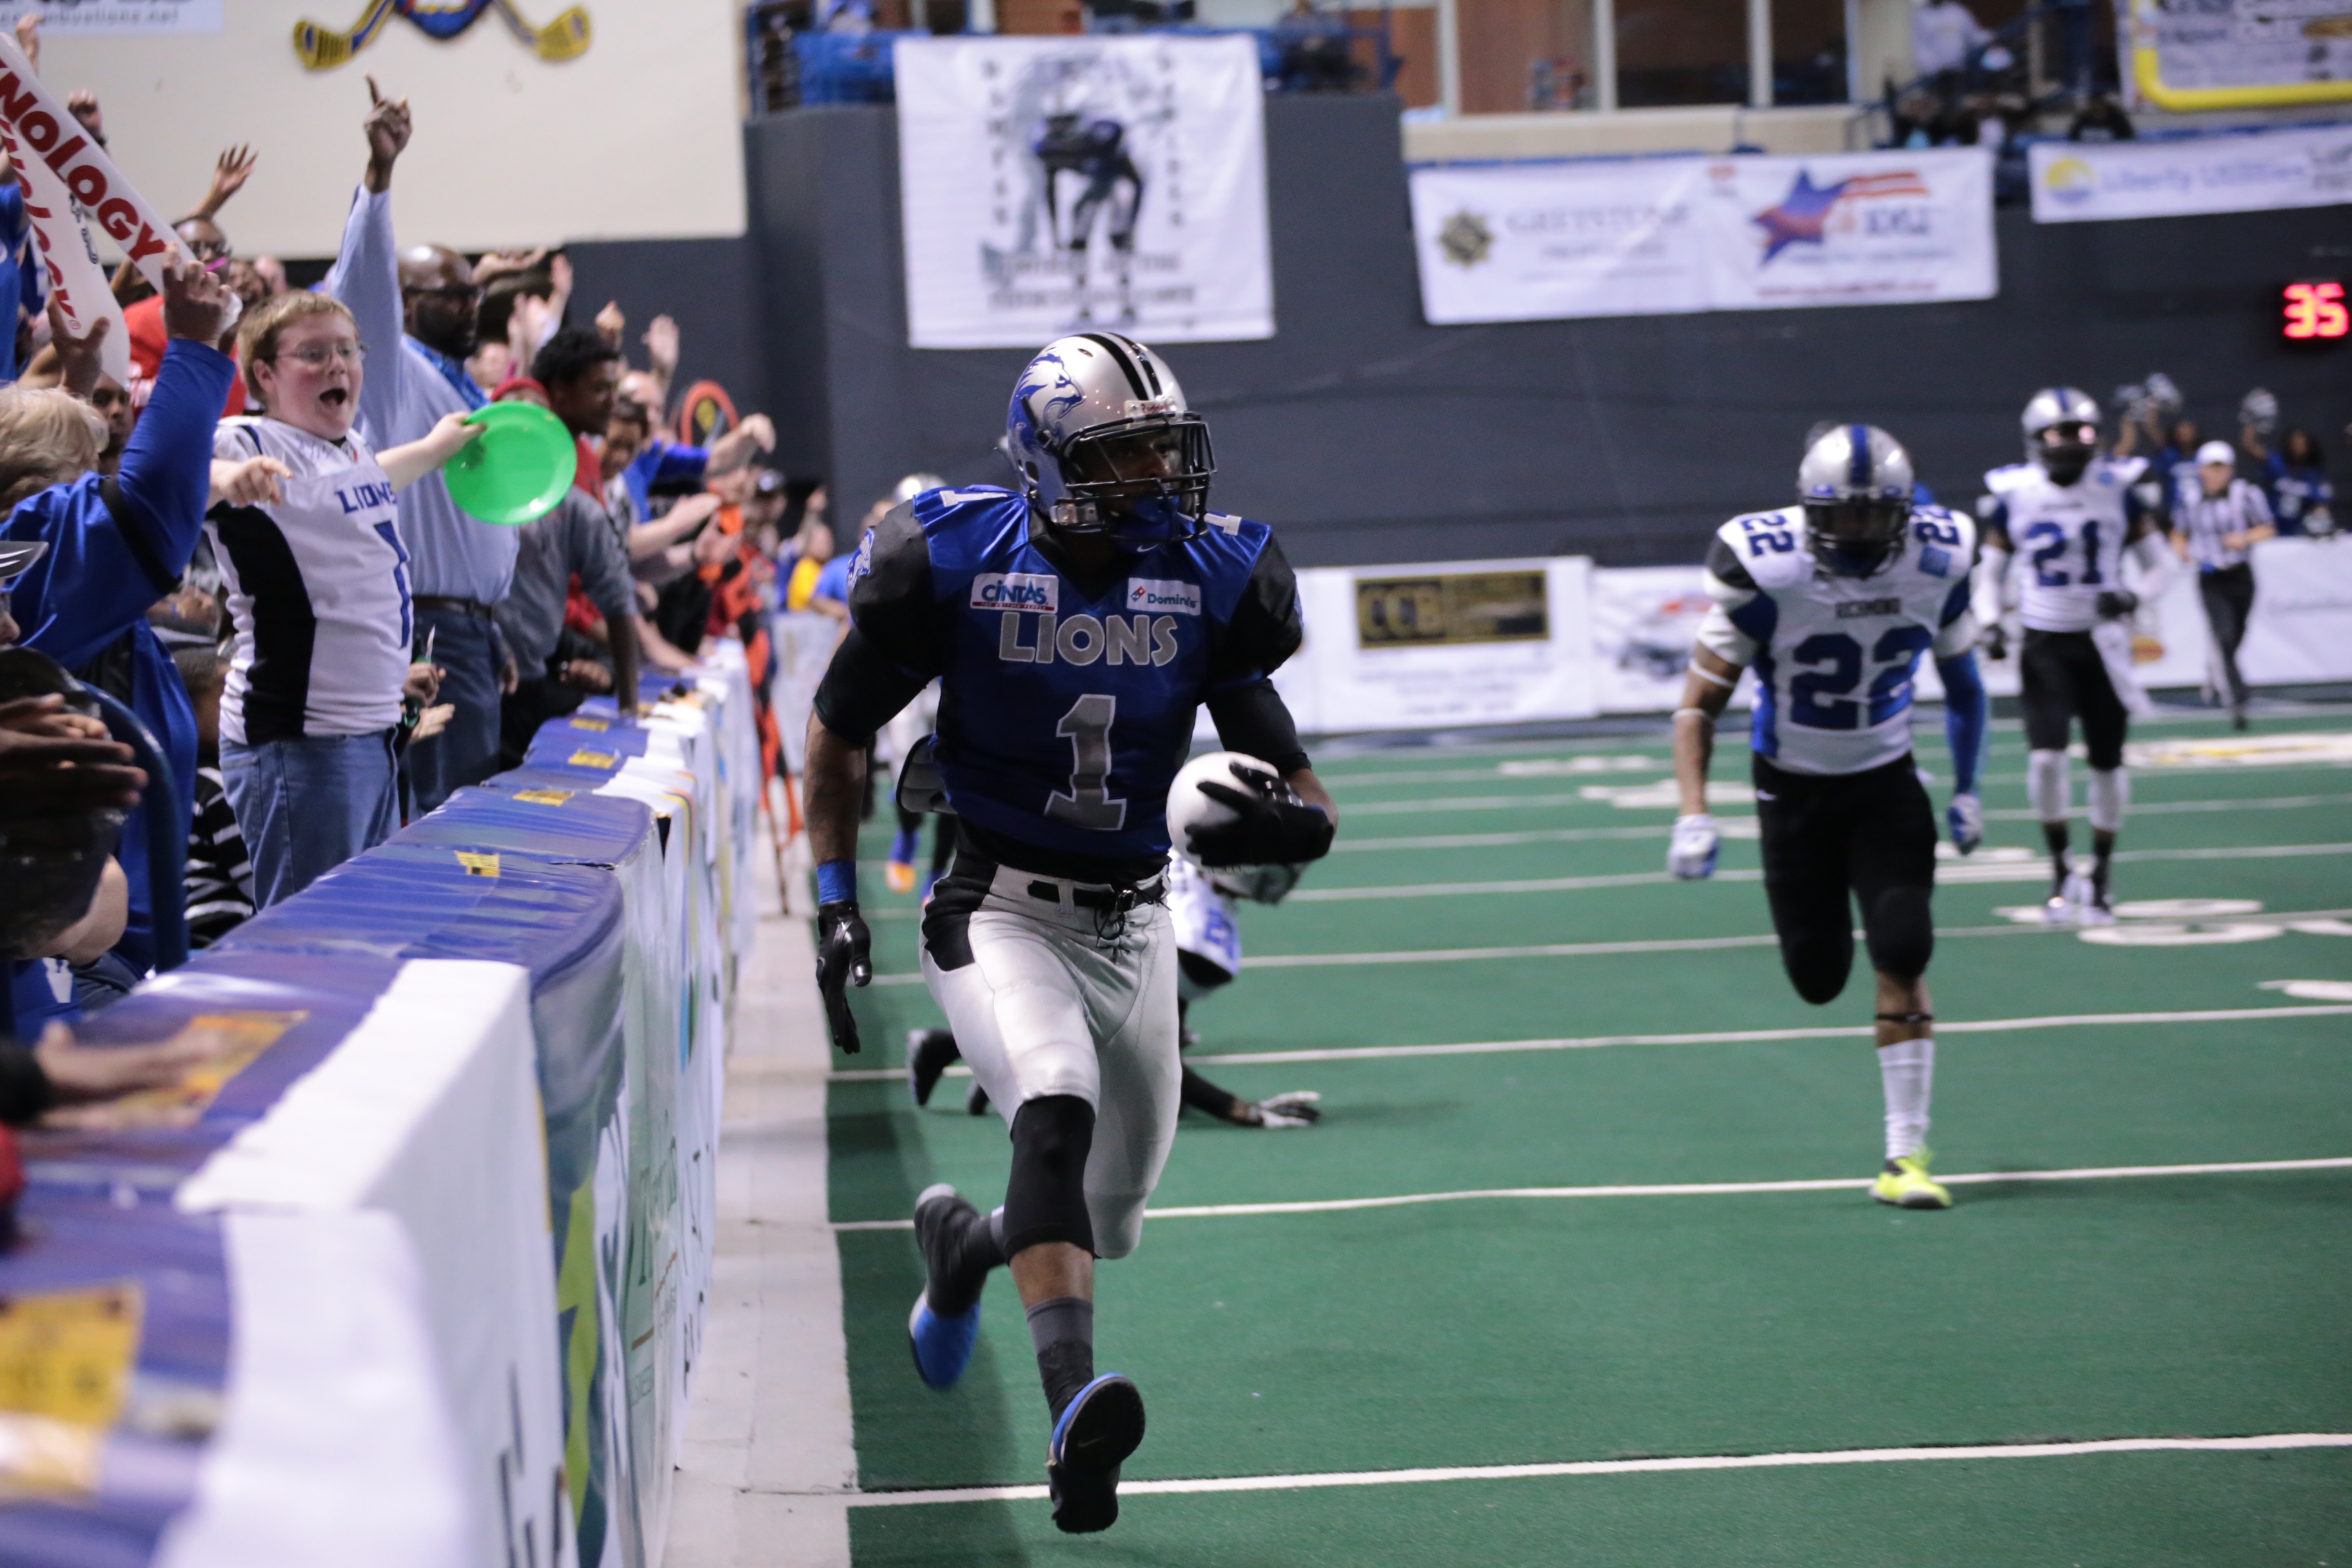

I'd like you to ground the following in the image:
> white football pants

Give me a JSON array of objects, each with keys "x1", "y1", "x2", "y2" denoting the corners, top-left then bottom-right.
[{"x1": 921, "y1": 864, "x2": 1180, "y2": 1259}]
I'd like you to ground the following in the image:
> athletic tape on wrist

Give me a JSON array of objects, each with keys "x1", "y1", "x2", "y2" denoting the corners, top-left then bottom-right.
[
  {"x1": 1672, "y1": 707, "x2": 1714, "y2": 721},
  {"x1": 1687, "y1": 663, "x2": 1738, "y2": 690},
  {"x1": 816, "y1": 859, "x2": 858, "y2": 906}
]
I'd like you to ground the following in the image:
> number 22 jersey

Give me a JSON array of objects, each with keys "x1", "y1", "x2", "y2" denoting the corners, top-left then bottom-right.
[
  {"x1": 844, "y1": 486, "x2": 1304, "y2": 865},
  {"x1": 1698, "y1": 506, "x2": 1978, "y2": 778}
]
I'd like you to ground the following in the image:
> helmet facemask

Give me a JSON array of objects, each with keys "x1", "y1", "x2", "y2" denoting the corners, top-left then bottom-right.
[
  {"x1": 1043, "y1": 413, "x2": 1215, "y2": 551},
  {"x1": 2034, "y1": 420, "x2": 2097, "y2": 486},
  {"x1": 1803, "y1": 496, "x2": 1910, "y2": 573}
]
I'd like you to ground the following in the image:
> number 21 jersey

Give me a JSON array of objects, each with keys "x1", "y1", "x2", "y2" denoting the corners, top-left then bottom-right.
[
  {"x1": 1698, "y1": 505, "x2": 1977, "y2": 778},
  {"x1": 1983, "y1": 456, "x2": 2148, "y2": 634}
]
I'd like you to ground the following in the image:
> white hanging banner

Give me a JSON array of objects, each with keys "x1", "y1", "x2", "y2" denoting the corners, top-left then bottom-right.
[
  {"x1": 2122, "y1": 0, "x2": 2352, "y2": 113},
  {"x1": 0, "y1": 34, "x2": 193, "y2": 293},
  {"x1": 1411, "y1": 146, "x2": 1997, "y2": 324},
  {"x1": 894, "y1": 34, "x2": 1274, "y2": 349},
  {"x1": 0, "y1": 108, "x2": 130, "y2": 386},
  {"x1": 2028, "y1": 122, "x2": 2352, "y2": 223},
  {"x1": 0, "y1": 1, "x2": 220, "y2": 34}
]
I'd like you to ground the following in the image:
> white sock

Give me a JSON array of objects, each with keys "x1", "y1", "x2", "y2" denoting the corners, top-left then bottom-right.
[
  {"x1": 1879, "y1": 1038, "x2": 1935, "y2": 1161},
  {"x1": 2026, "y1": 749, "x2": 2070, "y2": 825},
  {"x1": 2087, "y1": 767, "x2": 2128, "y2": 834}
]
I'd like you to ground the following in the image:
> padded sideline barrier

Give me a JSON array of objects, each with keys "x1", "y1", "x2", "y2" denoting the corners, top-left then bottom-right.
[{"x1": 0, "y1": 645, "x2": 763, "y2": 1568}]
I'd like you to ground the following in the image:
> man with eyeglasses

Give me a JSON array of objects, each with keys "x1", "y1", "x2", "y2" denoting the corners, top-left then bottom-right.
[{"x1": 326, "y1": 76, "x2": 538, "y2": 814}]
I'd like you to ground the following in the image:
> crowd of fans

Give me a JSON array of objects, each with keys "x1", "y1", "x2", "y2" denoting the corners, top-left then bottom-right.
[{"x1": 0, "y1": 32, "x2": 834, "y2": 1129}]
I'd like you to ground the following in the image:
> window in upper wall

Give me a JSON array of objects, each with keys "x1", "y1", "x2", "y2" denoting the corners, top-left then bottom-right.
[
  {"x1": 1772, "y1": 0, "x2": 1848, "y2": 104},
  {"x1": 1456, "y1": 0, "x2": 1601, "y2": 113},
  {"x1": 1613, "y1": 0, "x2": 1748, "y2": 107}
]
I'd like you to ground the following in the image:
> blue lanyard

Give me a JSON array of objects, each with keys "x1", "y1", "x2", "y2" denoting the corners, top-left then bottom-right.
[{"x1": 408, "y1": 337, "x2": 487, "y2": 411}]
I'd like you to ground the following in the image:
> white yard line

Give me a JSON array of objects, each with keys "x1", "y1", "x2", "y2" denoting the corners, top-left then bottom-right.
[
  {"x1": 1289, "y1": 843, "x2": 2352, "y2": 903},
  {"x1": 830, "y1": 1156, "x2": 2352, "y2": 1230},
  {"x1": 1329, "y1": 794, "x2": 2352, "y2": 852},
  {"x1": 828, "y1": 1001, "x2": 2352, "y2": 1081},
  {"x1": 841, "y1": 1431, "x2": 2352, "y2": 1507}
]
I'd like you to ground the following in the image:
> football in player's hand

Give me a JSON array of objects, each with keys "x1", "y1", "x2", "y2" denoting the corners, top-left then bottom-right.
[{"x1": 1166, "y1": 750, "x2": 1280, "y2": 859}]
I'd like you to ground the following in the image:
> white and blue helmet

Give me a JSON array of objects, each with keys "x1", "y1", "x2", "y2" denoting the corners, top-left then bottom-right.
[
  {"x1": 2021, "y1": 386, "x2": 2101, "y2": 476},
  {"x1": 1006, "y1": 331, "x2": 1215, "y2": 549},
  {"x1": 1797, "y1": 422, "x2": 1914, "y2": 565}
]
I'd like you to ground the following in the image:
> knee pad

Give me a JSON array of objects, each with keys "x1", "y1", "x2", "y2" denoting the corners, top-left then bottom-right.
[
  {"x1": 2027, "y1": 749, "x2": 2071, "y2": 824},
  {"x1": 1861, "y1": 888, "x2": 1936, "y2": 985},
  {"x1": 2088, "y1": 767, "x2": 2128, "y2": 834},
  {"x1": 1003, "y1": 1095, "x2": 1097, "y2": 1258},
  {"x1": 1781, "y1": 937, "x2": 1853, "y2": 1007},
  {"x1": 1089, "y1": 1191, "x2": 1148, "y2": 1262}
]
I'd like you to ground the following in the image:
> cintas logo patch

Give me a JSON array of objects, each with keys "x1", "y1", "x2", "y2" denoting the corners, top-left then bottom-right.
[{"x1": 971, "y1": 573, "x2": 1058, "y2": 612}]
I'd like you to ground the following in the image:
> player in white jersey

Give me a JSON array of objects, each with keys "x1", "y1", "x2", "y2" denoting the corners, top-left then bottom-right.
[
  {"x1": 911, "y1": 848, "x2": 1323, "y2": 1127},
  {"x1": 1669, "y1": 426, "x2": 1990, "y2": 1210},
  {"x1": 1974, "y1": 387, "x2": 2175, "y2": 923}
]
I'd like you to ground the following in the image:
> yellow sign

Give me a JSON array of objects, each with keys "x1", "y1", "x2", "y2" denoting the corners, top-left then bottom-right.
[
  {"x1": 43, "y1": 1012, "x2": 304, "y2": 1130},
  {"x1": 456, "y1": 852, "x2": 502, "y2": 877},
  {"x1": 569, "y1": 750, "x2": 618, "y2": 769},
  {"x1": 1355, "y1": 570, "x2": 1549, "y2": 648},
  {"x1": 569, "y1": 717, "x2": 610, "y2": 732},
  {"x1": 0, "y1": 1284, "x2": 142, "y2": 1429},
  {"x1": 513, "y1": 789, "x2": 575, "y2": 806}
]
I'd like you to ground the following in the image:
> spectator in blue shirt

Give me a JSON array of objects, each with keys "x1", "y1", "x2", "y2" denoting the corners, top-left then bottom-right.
[
  {"x1": 2255, "y1": 427, "x2": 2333, "y2": 538},
  {"x1": 0, "y1": 262, "x2": 237, "y2": 980}
]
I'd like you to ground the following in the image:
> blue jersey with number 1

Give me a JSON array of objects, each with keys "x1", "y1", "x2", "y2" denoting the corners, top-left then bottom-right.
[{"x1": 845, "y1": 486, "x2": 1302, "y2": 862}]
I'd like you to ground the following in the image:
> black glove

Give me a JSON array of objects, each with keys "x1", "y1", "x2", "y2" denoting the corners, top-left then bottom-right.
[
  {"x1": 1979, "y1": 622, "x2": 2008, "y2": 662},
  {"x1": 1190, "y1": 763, "x2": 1335, "y2": 868},
  {"x1": 814, "y1": 901, "x2": 871, "y2": 1054},
  {"x1": 2095, "y1": 589, "x2": 2139, "y2": 619}
]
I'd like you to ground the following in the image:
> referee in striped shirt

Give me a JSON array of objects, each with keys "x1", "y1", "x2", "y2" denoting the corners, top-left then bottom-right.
[{"x1": 2171, "y1": 440, "x2": 2276, "y2": 730}]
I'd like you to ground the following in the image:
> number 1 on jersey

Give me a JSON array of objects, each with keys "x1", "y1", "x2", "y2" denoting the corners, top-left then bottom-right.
[{"x1": 1046, "y1": 693, "x2": 1128, "y2": 830}]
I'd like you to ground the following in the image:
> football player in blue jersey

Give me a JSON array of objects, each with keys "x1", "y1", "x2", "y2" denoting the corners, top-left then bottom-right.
[
  {"x1": 799, "y1": 331, "x2": 1337, "y2": 1533},
  {"x1": 1668, "y1": 426, "x2": 1990, "y2": 1210}
]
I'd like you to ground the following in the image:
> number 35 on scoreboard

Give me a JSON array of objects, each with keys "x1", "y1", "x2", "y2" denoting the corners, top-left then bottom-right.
[{"x1": 2281, "y1": 281, "x2": 2348, "y2": 343}]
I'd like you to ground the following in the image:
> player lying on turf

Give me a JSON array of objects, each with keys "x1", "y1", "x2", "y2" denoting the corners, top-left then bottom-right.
[
  {"x1": 1974, "y1": 387, "x2": 2175, "y2": 925},
  {"x1": 910, "y1": 848, "x2": 1324, "y2": 1128},
  {"x1": 1668, "y1": 425, "x2": 1990, "y2": 1211},
  {"x1": 801, "y1": 331, "x2": 1336, "y2": 1533}
]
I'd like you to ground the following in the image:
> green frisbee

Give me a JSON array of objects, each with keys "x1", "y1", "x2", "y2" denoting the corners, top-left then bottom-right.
[{"x1": 443, "y1": 400, "x2": 577, "y2": 525}]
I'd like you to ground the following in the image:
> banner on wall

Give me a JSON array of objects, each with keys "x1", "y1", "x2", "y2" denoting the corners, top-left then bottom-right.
[
  {"x1": 1290, "y1": 557, "x2": 1598, "y2": 732},
  {"x1": 894, "y1": 34, "x2": 1274, "y2": 349},
  {"x1": 0, "y1": 0, "x2": 219, "y2": 34},
  {"x1": 2028, "y1": 122, "x2": 2352, "y2": 223},
  {"x1": 1410, "y1": 147, "x2": 1995, "y2": 325},
  {"x1": 2122, "y1": 0, "x2": 2352, "y2": 112}
]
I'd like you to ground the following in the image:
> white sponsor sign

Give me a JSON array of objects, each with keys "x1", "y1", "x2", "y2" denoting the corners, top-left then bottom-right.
[
  {"x1": 970, "y1": 571, "x2": 1059, "y2": 611},
  {"x1": 894, "y1": 35, "x2": 1273, "y2": 349},
  {"x1": 1587, "y1": 564, "x2": 1754, "y2": 713},
  {"x1": 1125, "y1": 576, "x2": 1200, "y2": 615},
  {"x1": 0, "y1": 99, "x2": 128, "y2": 386},
  {"x1": 1411, "y1": 147, "x2": 1995, "y2": 324},
  {"x1": 1290, "y1": 556, "x2": 1597, "y2": 732},
  {"x1": 2240, "y1": 537, "x2": 2352, "y2": 686},
  {"x1": 2029, "y1": 122, "x2": 2352, "y2": 223},
  {"x1": 0, "y1": 0, "x2": 219, "y2": 34}
]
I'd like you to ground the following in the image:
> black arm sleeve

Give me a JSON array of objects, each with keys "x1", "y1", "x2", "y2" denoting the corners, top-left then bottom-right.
[
  {"x1": 846, "y1": 500, "x2": 944, "y2": 675},
  {"x1": 812, "y1": 625, "x2": 933, "y2": 746},
  {"x1": 1206, "y1": 679, "x2": 1308, "y2": 775},
  {"x1": 1702, "y1": 534, "x2": 1758, "y2": 591},
  {"x1": 1205, "y1": 531, "x2": 1305, "y2": 687}
]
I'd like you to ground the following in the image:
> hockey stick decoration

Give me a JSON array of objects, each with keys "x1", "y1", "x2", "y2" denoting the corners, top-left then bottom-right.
[{"x1": 293, "y1": 0, "x2": 591, "y2": 71}]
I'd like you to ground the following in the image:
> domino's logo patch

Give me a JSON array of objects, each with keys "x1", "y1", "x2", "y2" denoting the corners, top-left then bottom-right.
[
  {"x1": 1125, "y1": 578, "x2": 1202, "y2": 616},
  {"x1": 1918, "y1": 545, "x2": 1952, "y2": 578},
  {"x1": 971, "y1": 573, "x2": 1057, "y2": 611}
]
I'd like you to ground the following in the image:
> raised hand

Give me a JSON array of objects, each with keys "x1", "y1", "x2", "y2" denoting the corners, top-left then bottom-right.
[
  {"x1": 161, "y1": 257, "x2": 236, "y2": 345},
  {"x1": 201, "y1": 145, "x2": 257, "y2": 219},
  {"x1": 363, "y1": 75, "x2": 411, "y2": 192},
  {"x1": 46, "y1": 300, "x2": 110, "y2": 398}
]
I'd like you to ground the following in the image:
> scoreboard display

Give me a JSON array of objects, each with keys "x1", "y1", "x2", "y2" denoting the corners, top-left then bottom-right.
[{"x1": 2280, "y1": 281, "x2": 2349, "y2": 344}]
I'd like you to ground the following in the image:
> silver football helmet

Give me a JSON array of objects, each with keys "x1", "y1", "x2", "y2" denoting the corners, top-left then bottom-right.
[
  {"x1": 1797, "y1": 424, "x2": 1914, "y2": 569},
  {"x1": 2021, "y1": 386, "x2": 2101, "y2": 481},
  {"x1": 1005, "y1": 331, "x2": 1215, "y2": 549},
  {"x1": 1208, "y1": 861, "x2": 1306, "y2": 906}
]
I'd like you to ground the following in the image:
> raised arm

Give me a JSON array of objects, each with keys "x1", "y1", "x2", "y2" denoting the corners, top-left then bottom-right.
[{"x1": 325, "y1": 76, "x2": 411, "y2": 442}]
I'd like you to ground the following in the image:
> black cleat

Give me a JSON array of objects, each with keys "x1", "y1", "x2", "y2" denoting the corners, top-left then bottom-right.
[
  {"x1": 966, "y1": 1080, "x2": 991, "y2": 1116},
  {"x1": 908, "y1": 1029, "x2": 961, "y2": 1108},
  {"x1": 1047, "y1": 1374, "x2": 1145, "y2": 1534}
]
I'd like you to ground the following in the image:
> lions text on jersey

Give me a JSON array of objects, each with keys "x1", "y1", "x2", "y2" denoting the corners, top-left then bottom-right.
[
  {"x1": 1698, "y1": 505, "x2": 1978, "y2": 776},
  {"x1": 1983, "y1": 456, "x2": 2149, "y2": 633},
  {"x1": 845, "y1": 487, "x2": 1303, "y2": 863}
]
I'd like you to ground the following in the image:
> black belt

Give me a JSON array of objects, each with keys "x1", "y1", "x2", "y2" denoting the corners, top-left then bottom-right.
[
  {"x1": 949, "y1": 851, "x2": 1168, "y2": 912},
  {"x1": 413, "y1": 595, "x2": 495, "y2": 619}
]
